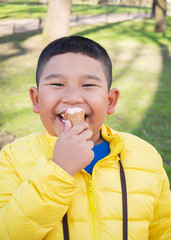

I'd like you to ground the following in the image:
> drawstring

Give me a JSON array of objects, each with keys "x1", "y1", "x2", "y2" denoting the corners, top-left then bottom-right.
[
  {"x1": 62, "y1": 213, "x2": 69, "y2": 240},
  {"x1": 62, "y1": 157, "x2": 128, "y2": 240},
  {"x1": 119, "y1": 155, "x2": 128, "y2": 240}
]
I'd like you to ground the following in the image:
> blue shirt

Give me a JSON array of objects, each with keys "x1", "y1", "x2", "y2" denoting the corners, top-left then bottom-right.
[{"x1": 84, "y1": 141, "x2": 110, "y2": 175}]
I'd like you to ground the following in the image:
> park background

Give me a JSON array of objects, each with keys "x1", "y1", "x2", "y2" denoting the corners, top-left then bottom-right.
[{"x1": 0, "y1": 0, "x2": 171, "y2": 184}]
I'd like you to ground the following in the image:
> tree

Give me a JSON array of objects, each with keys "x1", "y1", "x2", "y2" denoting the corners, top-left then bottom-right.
[
  {"x1": 151, "y1": 0, "x2": 157, "y2": 18},
  {"x1": 154, "y1": 0, "x2": 167, "y2": 33},
  {"x1": 98, "y1": 0, "x2": 108, "y2": 4},
  {"x1": 43, "y1": 0, "x2": 72, "y2": 44}
]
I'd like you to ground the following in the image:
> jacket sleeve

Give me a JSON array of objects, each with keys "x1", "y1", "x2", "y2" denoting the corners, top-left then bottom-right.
[
  {"x1": 149, "y1": 167, "x2": 171, "y2": 239},
  {"x1": 0, "y1": 145, "x2": 77, "y2": 240}
]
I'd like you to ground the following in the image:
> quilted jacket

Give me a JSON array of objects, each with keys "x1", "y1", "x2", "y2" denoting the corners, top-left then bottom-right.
[{"x1": 0, "y1": 125, "x2": 171, "y2": 240}]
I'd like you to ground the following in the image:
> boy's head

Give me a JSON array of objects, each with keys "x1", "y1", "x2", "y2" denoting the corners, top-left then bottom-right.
[
  {"x1": 30, "y1": 36, "x2": 119, "y2": 144},
  {"x1": 36, "y1": 36, "x2": 112, "y2": 90}
]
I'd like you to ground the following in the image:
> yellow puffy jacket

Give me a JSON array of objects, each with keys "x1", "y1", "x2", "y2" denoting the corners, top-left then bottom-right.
[{"x1": 0, "y1": 125, "x2": 171, "y2": 240}]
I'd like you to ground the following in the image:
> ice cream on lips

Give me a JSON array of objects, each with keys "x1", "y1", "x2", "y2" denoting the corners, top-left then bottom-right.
[{"x1": 60, "y1": 107, "x2": 85, "y2": 126}]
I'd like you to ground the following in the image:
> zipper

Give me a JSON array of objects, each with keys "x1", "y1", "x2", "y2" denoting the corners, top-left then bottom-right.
[
  {"x1": 88, "y1": 179, "x2": 95, "y2": 214},
  {"x1": 88, "y1": 178, "x2": 99, "y2": 240}
]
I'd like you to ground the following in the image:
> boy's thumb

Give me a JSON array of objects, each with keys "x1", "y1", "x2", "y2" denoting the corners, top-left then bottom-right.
[
  {"x1": 58, "y1": 120, "x2": 72, "y2": 138},
  {"x1": 63, "y1": 120, "x2": 72, "y2": 133}
]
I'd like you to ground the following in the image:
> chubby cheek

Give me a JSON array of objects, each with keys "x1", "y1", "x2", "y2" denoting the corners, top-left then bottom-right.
[
  {"x1": 37, "y1": 91, "x2": 57, "y2": 134},
  {"x1": 52, "y1": 124, "x2": 65, "y2": 137},
  {"x1": 94, "y1": 93, "x2": 108, "y2": 114},
  {"x1": 38, "y1": 88, "x2": 56, "y2": 114},
  {"x1": 38, "y1": 98, "x2": 52, "y2": 121},
  {"x1": 90, "y1": 94, "x2": 108, "y2": 125}
]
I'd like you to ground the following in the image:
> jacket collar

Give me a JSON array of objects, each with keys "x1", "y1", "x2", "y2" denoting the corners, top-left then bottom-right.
[
  {"x1": 101, "y1": 124, "x2": 123, "y2": 158},
  {"x1": 45, "y1": 131, "x2": 57, "y2": 150},
  {"x1": 45, "y1": 124, "x2": 123, "y2": 159}
]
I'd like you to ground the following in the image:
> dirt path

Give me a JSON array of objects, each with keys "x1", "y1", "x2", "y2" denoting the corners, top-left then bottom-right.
[{"x1": 0, "y1": 12, "x2": 151, "y2": 36}]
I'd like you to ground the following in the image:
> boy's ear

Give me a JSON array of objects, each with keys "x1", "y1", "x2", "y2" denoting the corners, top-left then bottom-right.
[
  {"x1": 107, "y1": 88, "x2": 120, "y2": 115},
  {"x1": 29, "y1": 86, "x2": 39, "y2": 113}
]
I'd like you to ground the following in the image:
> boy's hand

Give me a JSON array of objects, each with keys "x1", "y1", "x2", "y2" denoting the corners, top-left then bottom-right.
[{"x1": 52, "y1": 121, "x2": 94, "y2": 176}]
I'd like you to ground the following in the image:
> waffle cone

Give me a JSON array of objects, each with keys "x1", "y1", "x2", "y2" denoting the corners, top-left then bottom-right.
[{"x1": 64, "y1": 111, "x2": 84, "y2": 126}]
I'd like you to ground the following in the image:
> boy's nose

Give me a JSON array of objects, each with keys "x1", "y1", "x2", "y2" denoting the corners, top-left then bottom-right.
[{"x1": 62, "y1": 88, "x2": 84, "y2": 105}]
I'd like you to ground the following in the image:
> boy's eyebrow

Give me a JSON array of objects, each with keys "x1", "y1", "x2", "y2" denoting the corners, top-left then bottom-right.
[
  {"x1": 84, "y1": 74, "x2": 102, "y2": 81},
  {"x1": 44, "y1": 74, "x2": 102, "y2": 81},
  {"x1": 45, "y1": 74, "x2": 62, "y2": 80}
]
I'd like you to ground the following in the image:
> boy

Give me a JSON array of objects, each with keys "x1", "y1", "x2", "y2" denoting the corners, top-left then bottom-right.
[{"x1": 0, "y1": 36, "x2": 171, "y2": 240}]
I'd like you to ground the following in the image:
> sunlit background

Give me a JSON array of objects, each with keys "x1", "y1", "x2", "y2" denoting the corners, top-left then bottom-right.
[{"x1": 0, "y1": 0, "x2": 171, "y2": 182}]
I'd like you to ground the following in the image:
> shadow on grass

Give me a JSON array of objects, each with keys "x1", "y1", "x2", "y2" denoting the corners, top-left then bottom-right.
[
  {"x1": 0, "y1": 29, "x2": 41, "y2": 44},
  {"x1": 0, "y1": 2, "x2": 45, "y2": 5},
  {"x1": 0, "y1": 2, "x2": 47, "y2": 20},
  {"x1": 74, "y1": 18, "x2": 171, "y2": 164},
  {"x1": 71, "y1": 4, "x2": 151, "y2": 15},
  {"x1": 0, "y1": 107, "x2": 32, "y2": 149},
  {"x1": 0, "y1": 18, "x2": 171, "y2": 181},
  {"x1": 0, "y1": 30, "x2": 42, "y2": 149},
  {"x1": 73, "y1": 17, "x2": 171, "y2": 42},
  {"x1": 132, "y1": 43, "x2": 171, "y2": 162},
  {"x1": 0, "y1": 30, "x2": 42, "y2": 63}
]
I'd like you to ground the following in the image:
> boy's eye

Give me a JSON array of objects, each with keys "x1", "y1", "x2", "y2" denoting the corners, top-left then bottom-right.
[
  {"x1": 82, "y1": 84, "x2": 96, "y2": 87},
  {"x1": 51, "y1": 83, "x2": 64, "y2": 87}
]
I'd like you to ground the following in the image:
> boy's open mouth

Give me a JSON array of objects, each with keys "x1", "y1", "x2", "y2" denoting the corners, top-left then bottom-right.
[
  {"x1": 58, "y1": 113, "x2": 67, "y2": 123},
  {"x1": 57, "y1": 112, "x2": 88, "y2": 123}
]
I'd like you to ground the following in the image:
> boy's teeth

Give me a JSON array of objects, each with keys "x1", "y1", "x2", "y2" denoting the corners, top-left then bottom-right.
[{"x1": 59, "y1": 113, "x2": 67, "y2": 123}]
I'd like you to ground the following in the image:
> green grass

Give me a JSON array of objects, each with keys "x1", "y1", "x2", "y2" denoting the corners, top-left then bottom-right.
[
  {"x1": 0, "y1": 17, "x2": 171, "y2": 183},
  {"x1": 0, "y1": 3, "x2": 47, "y2": 19},
  {"x1": 71, "y1": 4, "x2": 151, "y2": 16},
  {"x1": 0, "y1": 2, "x2": 151, "y2": 20},
  {"x1": 69, "y1": 17, "x2": 171, "y2": 163},
  {"x1": 164, "y1": 164, "x2": 171, "y2": 186}
]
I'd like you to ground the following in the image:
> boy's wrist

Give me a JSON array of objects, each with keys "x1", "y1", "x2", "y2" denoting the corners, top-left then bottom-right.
[{"x1": 52, "y1": 157, "x2": 75, "y2": 176}]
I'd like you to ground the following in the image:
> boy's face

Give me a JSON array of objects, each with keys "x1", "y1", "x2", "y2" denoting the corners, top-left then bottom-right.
[{"x1": 30, "y1": 53, "x2": 119, "y2": 145}]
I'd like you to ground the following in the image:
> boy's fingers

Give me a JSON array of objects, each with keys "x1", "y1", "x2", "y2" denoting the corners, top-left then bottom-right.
[
  {"x1": 87, "y1": 140, "x2": 94, "y2": 151},
  {"x1": 64, "y1": 120, "x2": 72, "y2": 131},
  {"x1": 59, "y1": 120, "x2": 72, "y2": 137},
  {"x1": 59, "y1": 121, "x2": 89, "y2": 138},
  {"x1": 71, "y1": 122, "x2": 89, "y2": 135},
  {"x1": 79, "y1": 129, "x2": 93, "y2": 141}
]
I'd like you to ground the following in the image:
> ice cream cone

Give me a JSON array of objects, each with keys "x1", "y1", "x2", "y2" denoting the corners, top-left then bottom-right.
[{"x1": 64, "y1": 108, "x2": 85, "y2": 126}]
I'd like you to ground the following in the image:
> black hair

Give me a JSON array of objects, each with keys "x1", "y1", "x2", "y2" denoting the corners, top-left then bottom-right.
[{"x1": 36, "y1": 36, "x2": 112, "y2": 90}]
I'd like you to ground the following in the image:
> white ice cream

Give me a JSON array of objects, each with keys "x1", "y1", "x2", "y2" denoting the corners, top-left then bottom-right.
[{"x1": 66, "y1": 107, "x2": 84, "y2": 114}]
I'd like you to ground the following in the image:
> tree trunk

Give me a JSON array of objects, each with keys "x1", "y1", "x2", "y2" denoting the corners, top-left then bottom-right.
[
  {"x1": 155, "y1": 0, "x2": 166, "y2": 33},
  {"x1": 91, "y1": 0, "x2": 99, "y2": 4},
  {"x1": 39, "y1": 0, "x2": 47, "y2": 3},
  {"x1": 151, "y1": 0, "x2": 157, "y2": 19},
  {"x1": 43, "y1": 0, "x2": 72, "y2": 44},
  {"x1": 99, "y1": 0, "x2": 108, "y2": 4}
]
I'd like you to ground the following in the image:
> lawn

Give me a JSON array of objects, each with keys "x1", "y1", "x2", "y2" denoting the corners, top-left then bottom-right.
[
  {"x1": 0, "y1": 2, "x2": 151, "y2": 20},
  {"x1": 0, "y1": 17, "x2": 171, "y2": 183}
]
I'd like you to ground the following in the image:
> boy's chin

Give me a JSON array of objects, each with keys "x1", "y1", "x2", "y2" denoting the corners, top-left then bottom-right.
[{"x1": 45, "y1": 127, "x2": 63, "y2": 137}]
